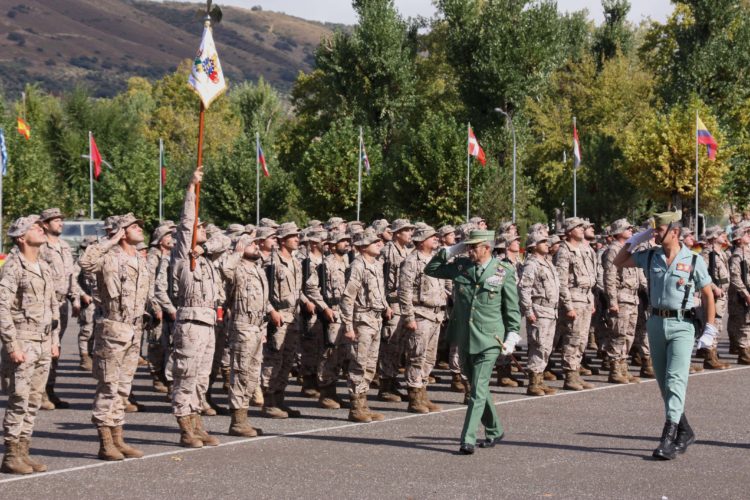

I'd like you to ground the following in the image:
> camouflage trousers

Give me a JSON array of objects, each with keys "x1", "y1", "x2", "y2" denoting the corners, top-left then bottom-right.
[
  {"x1": 448, "y1": 343, "x2": 462, "y2": 375},
  {"x1": 147, "y1": 319, "x2": 165, "y2": 376},
  {"x1": 709, "y1": 295, "x2": 728, "y2": 349},
  {"x1": 378, "y1": 303, "x2": 406, "y2": 379},
  {"x1": 317, "y1": 315, "x2": 349, "y2": 387},
  {"x1": 46, "y1": 298, "x2": 69, "y2": 390},
  {"x1": 606, "y1": 303, "x2": 638, "y2": 361},
  {"x1": 91, "y1": 323, "x2": 141, "y2": 427},
  {"x1": 633, "y1": 304, "x2": 651, "y2": 357},
  {"x1": 348, "y1": 311, "x2": 383, "y2": 395},
  {"x1": 77, "y1": 303, "x2": 96, "y2": 357},
  {"x1": 526, "y1": 315, "x2": 557, "y2": 374},
  {"x1": 228, "y1": 321, "x2": 264, "y2": 410},
  {"x1": 727, "y1": 299, "x2": 750, "y2": 349},
  {"x1": 171, "y1": 320, "x2": 215, "y2": 417},
  {"x1": 300, "y1": 316, "x2": 324, "y2": 378},
  {"x1": 210, "y1": 320, "x2": 230, "y2": 378},
  {"x1": 261, "y1": 314, "x2": 300, "y2": 393},
  {"x1": 405, "y1": 317, "x2": 441, "y2": 388},
  {"x1": 1, "y1": 338, "x2": 52, "y2": 440},
  {"x1": 561, "y1": 301, "x2": 593, "y2": 371}
]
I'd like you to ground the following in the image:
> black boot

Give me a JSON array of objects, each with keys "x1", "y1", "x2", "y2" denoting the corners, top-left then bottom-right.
[
  {"x1": 674, "y1": 413, "x2": 695, "y2": 454},
  {"x1": 46, "y1": 386, "x2": 69, "y2": 409},
  {"x1": 652, "y1": 420, "x2": 679, "y2": 460}
]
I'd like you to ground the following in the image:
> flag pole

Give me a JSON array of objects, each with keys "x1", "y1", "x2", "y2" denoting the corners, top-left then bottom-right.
[
  {"x1": 190, "y1": 101, "x2": 206, "y2": 271},
  {"x1": 695, "y1": 111, "x2": 699, "y2": 234},
  {"x1": 466, "y1": 122, "x2": 471, "y2": 222},
  {"x1": 573, "y1": 117, "x2": 577, "y2": 218},
  {"x1": 159, "y1": 138, "x2": 164, "y2": 222},
  {"x1": 0, "y1": 146, "x2": 4, "y2": 254},
  {"x1": 256, "y1": 131, "x2": 260, "y2": 226},
  {"x1": 89, "y1": 131, "x2": 94, "y2": 219},
  {"x1": 357, "y1": 127, "x2": 363, "y2": 222}
]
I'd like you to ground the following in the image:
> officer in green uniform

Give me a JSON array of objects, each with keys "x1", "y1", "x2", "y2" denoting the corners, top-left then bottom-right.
[
  {"x1": 614, "y1": 211, "x2": 716, "y2": 460},
  {"x1": 425, "y1": 230, "x2": 521, "y2": 455}
]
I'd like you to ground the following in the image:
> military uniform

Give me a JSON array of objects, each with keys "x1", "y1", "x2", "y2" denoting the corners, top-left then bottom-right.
[
  {"x1": 72, "y1": 236, "x2": 99, "y2": 371},
  {"x1": 700, "y1": 225, "x2": 731, "y2": 369},
  {"x1": 727, "y1": 222, "x2": 750, "y2": 364},
  {"x1": 425, "y1": 230, "x2": 521, "y2": 451},
  {"x1": 0, "y1": 216, "x2": 60, "y2": 474},
  {"x1": 298, "y1": 232, "x2": 326, "y2": 398}
]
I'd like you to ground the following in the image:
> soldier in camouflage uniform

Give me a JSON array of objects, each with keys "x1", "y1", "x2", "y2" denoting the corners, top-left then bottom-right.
[
  {"x1": 72, "y1": 235, "x2": 99, "y2": 372},
  {"x1": 298, "y1": 228, "x2": 327, "y2": 399},
  {"x1": 146, "y1": 223, "x2": 175, "y2": 394},
  {"x1": 0, "y1": 216, "x2": 60, "y2": 474},
  {"x1": 727, "y1": 221, "x2": 750, "y2": 365},
  {"x1": 699, "y1": 226, "x2": 731, "y2": 369}
]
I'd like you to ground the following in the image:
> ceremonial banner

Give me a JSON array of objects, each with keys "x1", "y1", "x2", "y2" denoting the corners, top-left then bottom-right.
[
  {"x1": 258, "y1": 142, "x2": 269, "y2": 177},
  {"x1": 188, "y1": 24, "x2": 227, "y2": 109},
  {"x1": 697, "y1": 116, "x2": 718, "y2": 160},
  {"x1": 573, "y1": 122, "x2": 581, "y2": 168},
  {"x1": 468, "y1": 126, "x2": 486, "y2": 166}
]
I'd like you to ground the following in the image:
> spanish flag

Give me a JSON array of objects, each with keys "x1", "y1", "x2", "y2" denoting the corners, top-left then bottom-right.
[
  {"x1": 17, "y1": 117, "x2": 30, "y2": 140},
  {"x1": 697, "y1": 116, "x2": 718, "y2": 161}
]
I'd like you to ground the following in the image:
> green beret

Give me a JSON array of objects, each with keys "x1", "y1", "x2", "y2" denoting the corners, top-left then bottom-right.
[
  {"x1": 653, "y1": 210, "x2": 682, "y2": 227},
  {"x1": 463, "y1": 230, "x2": 495, "y2": 245}
]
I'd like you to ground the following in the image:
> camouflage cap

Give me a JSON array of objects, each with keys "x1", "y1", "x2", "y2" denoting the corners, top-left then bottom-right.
[
  {"x1": 653, "y1": 210, "x2": 682, "y2": 227},
  {"x1": 150, "y1": 225, "x2": 175, "y2": 247},
  {"x1": 103, "y1": 215, "x2": 121, "y2": 232},
  {"x1": 80, "y1": 235, "x2": 98, "y2": 249},
  {"x1": 307, "y1": 219, "x2": 323, "y2": 228},
  {"x1": 254, "y1": 226, "x2": 277, "y2": 241},
  {"x1": 329, "y1": 230, "x2": 351, "y2": 244},
  {"x1": 494, "y1": 236, "x2": 506, "y2": 250},
  {"x1": 205, "y1": 224, "x2": 222, "y2": 238},
  {"x1": 8, "y1": 214, "x2": 41, "y2": 238},
  {"x1": 371, "y1": 219, "x2": 390, "y2": 236},
  {"x1": 497, "y1": 221, "x2": 516, "y2": 234},
  {"x1": 548, "y1": 234, "x2": 561, "y2": 246},
  {"x1": 455, "y1": 223, "x2": 476, "y2": 241},
  {"x1": 259, "y1": 218, "x2": 279, "y2": 229},
  {"x1": 117, "y1": 213, "x2": 144, "y2": 231},
  {"x1": 325, "y1": 217, "x2": 345, "y2": 229},
  {"x1": 136, "y1": 242, "x2": 148, "y2": 251},
  {"x1": 610, "y1": 218, "x2": 633, "y2": 236},
  {"x1": 704, "y1": 225, "x2": 724, "y2": 240},
  {"x1": 347, "y1": 221, "x2": 365, "y2": 232},
  {"x1": 464, "y1": 230, "x2": 495, "y2": 245},
  {"x1": 160, "y1": 219, "x2": 176, "y2": 227},
  {"x1": 226, "y1": 223, "x2": 245, "y2": 235},
  {"x1": 469, "y1": 216, "x2": 485, "y2": 226},
  {"x1": 39, "y1": 208, "x2": 64, "y2": 222},
  {"x1": 390, "y1": 219, "x2": 415, "y2": 233},
  {"x1": 243, "y1": 224, "x2": 256, "y2": 235},
  {"x1": 306, "y1": 229, "x2": 327, "y2": 244},
  {"x1": 732, "y1": 221, "x2": 750, "y2": 240},
  {"x1": 679, "y1": 226, "x2": 694, "y2": 240},
  {"x1": 503, "y1": 232, "x2": 521, "y2": 246},
  {"x1": 353, "y1": 228, "x2": 380, "y2": 247},
  {"x1": 563, "y1": 217, "x2": 586, "y2": 233},
  {"x1": 277, "y1": 222, "x2": 300, "y2": 239},
  {"x1": 438, "y1": 225, "x2": 455, "y2": 237},
  {"x1": 528, "y1": 222, "x2": 548, "y2": 236},
  {"x1": 583, "y1": 219, "x2": 594, "y2": 228},
  {"x1": 412, "y1": 225, "x2": 437, "y2": 242},
  {"x1": 526, "y1": 231, "x2": 548, "y2": 249}
]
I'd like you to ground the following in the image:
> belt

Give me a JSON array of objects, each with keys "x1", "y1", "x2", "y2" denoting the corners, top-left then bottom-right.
[
  {"x1": 650, "y1": 307, "x2": 695, "y2": 319},
  {"x1": 386, "y1": 296, "x2": 400, "y2": 304},
  {"x1": 715, "y1": 278, "x2": 729, "y2": 286}
]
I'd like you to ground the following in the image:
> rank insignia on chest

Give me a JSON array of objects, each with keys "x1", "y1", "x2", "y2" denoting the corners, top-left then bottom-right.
[
  {"x1": 486, "y1": 275, "x2": 502, "y2": 287},
  {"x1": 676, "y1": 263, "x2": 692, "y2": 273}
]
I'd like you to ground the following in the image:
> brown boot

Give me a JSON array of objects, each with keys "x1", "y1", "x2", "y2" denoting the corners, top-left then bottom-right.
[
  {"x1": 229, "y1": 408, "x2": 259, "y2": 437},
  {"x1": 542, "y1": 370, "x2": 558, "y2": 381},
  {"x1": 192, "y1": 414, "x2": 219, "y2": 446},
  {"x1": 80, "y1": 353, "x2": 93, "y2": 371},
  {"x1": 40, "y1": 392, "x2": 55, "y2": 411},
  {"x1": 176, "y1": 415, "x2": 203, "y2": 448},
  {"x1": 363, "y1": 395, "x2": 385, "y2": 421},
  {"x1": 18, "y1": 437, "x2": 47, "y2": 472},
  {"x1": 689, "y1": 363, "x2": 704, "y2": 373},
  {"x1": 96, "y1": 427, "x2": 125, "y2": 460},
  {"x1": 421, "y1": 387, "x2": 442, "y2": 412},
  {"x1": 377, "y1": 378, "x2": 402, "y2": 402},
  {"x1": 539, "y1": 378, "x2": 558, "y2": 395},
  {"x1": 318, "y1": 385, "x2": 341, "y2": 410},
  {"x1": 152, "y1": 374, "x2": 168, "y2": 393},
  {"x1": 301, "y1": 375, "x2": 320, "y2": 399},
  {"x1": 622, "y1": 360, "x2": 640, "y2": 383},
  {"x1": 496, "y1": 364, "x2": 521, "y2": 387},
  {"x1": 701, "y1": 348, "x2": 730, "y2": 369},
  {"x1": 738, "y1": 347, "x2": 750, "y2": 365},
  {"x1": 407, "y1": 387, "x2": 429, "y2": 413},
  {"x1": 1, "y1": 440, "x2": 33, "y2": 474},
  {"x1": 450, "y1": 372, "x2": 465, "y2": 393},
  {"x1": 526, "y1": 371, "x2": 546, "y2": 396},
  {"x1": 250, "y1": 386, "x2": 264, "y2": 407},
  {"x1": 221, "y1": 367, "x2": 231, "y2": 393},
  {"x1": 348, "y1": 393, "x2": 372, "y2": 423},
  {"x1": 640, "y1": 356, "x2": 655, "y2": 378},
  {"x1": 200, "y1": 399, "x2": 217, "y2": 416},
  {"x1": 601, "y1": 356, "x2": 611, "y2": 372},
  {"x1": 123, "y1": 396, "x2": 139, "y2": 413},
  {"x1": 563, "y1": 370, "x2": 583, "y2": 391},
  {"x1": 277, "y1": 392, "x2": 302, "y2": 418},
  {"x1": 261, "y1": 392, "x2": 288, "y2": 419},
  {"x1": 587, "y1": 331, "x2": 598, "y2": 351},
  {"x1": 608, "y1": 359, "x2": 629, "y2": 384},
  {"x1": 111, "y1": 425, "x2": 144, "y2": 458}
]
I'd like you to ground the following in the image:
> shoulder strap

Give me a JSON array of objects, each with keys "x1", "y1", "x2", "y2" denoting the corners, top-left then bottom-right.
[
  {"x1": 708, "y1": 251, "x2": 717, "y2": 281},
  {"x1": 680, "y1": 254, "x2": 699, "y2": 310},
  {"x1": 646, "y1": 248, "x2": 655, "y2": 299}
]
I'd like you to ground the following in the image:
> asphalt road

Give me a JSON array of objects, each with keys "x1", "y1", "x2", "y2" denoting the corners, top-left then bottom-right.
[{"x1": 1, "y1": 324, "x2": 749, "y2": 499}]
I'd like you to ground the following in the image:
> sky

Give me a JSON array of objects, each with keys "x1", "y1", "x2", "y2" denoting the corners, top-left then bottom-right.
[{"x1": 197, "y1": 0, "x2": 675, "y2": 25}]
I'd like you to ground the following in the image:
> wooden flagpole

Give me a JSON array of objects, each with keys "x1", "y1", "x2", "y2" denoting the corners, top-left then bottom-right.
[{"x1": 190, "y1": 101, "x2": 206, "y2": 271}]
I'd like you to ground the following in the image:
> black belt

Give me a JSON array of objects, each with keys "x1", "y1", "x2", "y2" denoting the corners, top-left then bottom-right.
[
  {"x1": 714, "y1": 278, "x2": 729, "y2": 286},
  {"x1": 650, "y1": 307, "x2": 695, "y2": 319}
]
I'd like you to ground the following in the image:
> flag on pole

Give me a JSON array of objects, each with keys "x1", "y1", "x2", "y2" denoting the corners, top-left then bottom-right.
[
  {"x1": 90, "y1": 134, "x2": 103, "y2": 180},
  {"x1": 573, "y1": 123, "x2": 581, "y2": 168},
  {"x1": 161, "y1": 146, "x2": 167, "y2": 185},
  {"x1": 258, "y1": 143, "x2": 269, "y2": 177},
  {"x1": 188, "y1": 23, "x2": 227, "y2": 109},
  {"x1": 0, "y1": 128, "x2": 8, "y2": 176},
  {"x1": 361, "y1": 140, "x2": 371, "y2": 174},
  {"x1": 468, "y1": 126, "x2": 486, "y2": 166},
  {"x1": 697, "y1": 116, "x2": 718, "y2": 161},
  {"x1": 17, "y1": 118, "x2": 30, "y2": 140}
]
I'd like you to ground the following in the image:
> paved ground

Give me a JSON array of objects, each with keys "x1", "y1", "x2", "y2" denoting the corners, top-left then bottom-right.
[{"x1": 1, "y1": 325, "x2": 749, "y2": 499}]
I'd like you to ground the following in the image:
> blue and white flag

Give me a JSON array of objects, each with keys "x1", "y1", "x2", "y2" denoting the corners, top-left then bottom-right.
[{"x1": 0, "y1": 128, "x2": 8, "y2": 176}]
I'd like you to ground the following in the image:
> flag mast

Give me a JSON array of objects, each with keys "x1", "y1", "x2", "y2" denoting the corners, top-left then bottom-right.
[
  {"x1": 695, "y1": 110, "x2": 699, "y2": 234},
  {"x1": 159, "y1": 138, "x2": 164, "y2": 222},
  {"x1": 466, "y1": 122, "x2": 471, "y2": 222},
  {"x1": 357, "y1": 127, "x2": 363, "y2": 222},
  {"x1": 573, "y1": 116, "x2": 577, "y2": 218},
  {"x1": 89, "y1": 130, "x2": 94, "y2": 219},
  {"x1": 256, "y1": 131, "x2": 260, "y2": 226}
]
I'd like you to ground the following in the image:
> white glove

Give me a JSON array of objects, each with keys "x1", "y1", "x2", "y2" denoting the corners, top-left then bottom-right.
[
  {"x1": 502, "y1": 331, "x2": 521, "y2": 354},
  {"x1": 625, "y1": 227, "x2": 654, "y2": 251},
  {"x1": 696, "y1": 322, "x2": 718, "y2": 350},
  {"x1": 445, "y1": 242, "x2": 466, "y2": 260}
]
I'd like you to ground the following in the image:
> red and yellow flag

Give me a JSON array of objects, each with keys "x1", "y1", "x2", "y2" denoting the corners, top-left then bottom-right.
[{"x1": 17, "y1": 117, "x2": 30, "y2": 140}]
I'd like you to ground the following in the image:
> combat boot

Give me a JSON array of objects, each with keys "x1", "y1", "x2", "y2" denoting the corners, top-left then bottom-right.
[
  {"x1": 689, "y1": 363, "x2": 704, "y2": 373},
  {"x1": 737, "y1": 347, "x2": 750, "y2": 365},
  {"x1": 701, "y1": 348, "x2": 730, "y2": 370},
  {"x1": 229, "y1": 408, "x2": 259, "y2": 438},
  {"x1": 40, "y1": 392, "x2": 55, "y2": 411},
  {"x1": 221, "y1": 366, "x2": 231, "y2": 393},
  {"x1": 348, "y1": 393, "x2": 372, "y2": 423},
  {"x1": 301, "y1": 375, "x2": 320, "y2": 399},
  {"x1": 674, "y1": 413, "x2": 695, "y2": 454},
  {"x1": 123, "y1": 396, "x2": 139, "y2": 413},
  {"x1": 111, "y1": 426, "x2": 144, "y2": 458},
  {"x1": 192, "y1": 414, "x2": 219, "y2": 446},
  {"x1": 407, "y1": 387, "x2": 429, "y2": 413},
  {"x1": 46, "y1": 387, "x2": 69, "y2": 409},
  {"x1": 608, "y1": 360, "x2": 629, "y2": 384},
  {"x1": 640, "y1": 356, "x2": 655, "y2": 378},
  {"x1": 250, "y1": 385, "x2": 264, "y2": 407},
  {"x1": 581, "y1": 355, "x2": 599, "y2": 375},
  {"x1": 542, "y1": 370, "x2": 559, "y2": 381},
  {"x1": 450, "y1": 372, "x2": 465, "y2": 393},
  {"x1": 1, "y1": 440, "x2": 33, "y2": 474},
  {"x1": 277, "y1": 392, "x2": 302, "y2": 418},
  {"x1": 421, "y1": 387, "x2": 442, "y2": 412},
  {"x1": 623, "y1": 361, "x2": 640, "y2": 383},
  {"x1": 463, "y1": 380, "x2": 472, "y2": 405},
  {"x1": 318, "y1": 385, "x2": 341, "y2": 410},
  {"x1": 261, "y1": 392, "x2": 288, "y2": 419},
  {"x1": 151, "y1": 373, "x2": 168, "y2": 393},
  {"x1": 363, "y1": 395, "x2": 385, "y2": 421},
  {"x1": 526, "y1": 371, "x2": 545, "y2": 396},
  {"x1": 600, "y1": 355, "x2": 611, "y2": 372},
  {"x1": 176, "y1": 415, "x2": 203, "y2": 448},
  {"x1": 496, "y1": 365, "x2": 522, "y2": 387},
  {"x1": 631, "y1": 351, "x2": 643, "y2": 366},
  {"x1": 587, "y1": 331, "x2": 598, "y2": 351},
  {"x1": 19, "y1": 437, "x2": 47, "y2": 472},
  {"x1": 96, "y1": 427, "x2": 125, "y2": 460},
  {"x1": 539, "y1": 378, "x2": 558, "y2": 395},
  {"x1": 79, "y1": 353, "x2": 93, "y2": 371},
  {"x1": 652, "y1": 420, "x2": 679, "y2": 460},
  {"x1": 377, "y1": 378, "x2": 402, "y2": 402}
]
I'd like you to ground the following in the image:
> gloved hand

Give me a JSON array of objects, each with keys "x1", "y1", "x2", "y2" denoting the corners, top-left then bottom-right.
[
  {"x1": 445, "y1": 242, "x2": 467, "y2": 260},
  {"x1": 625, "y1": 227, "x2": 654, "y2": 251},
  {"x1": 502, "y1": 331, "x2": 521, "y2": 354},
  {"x1": 696, "y1": 322, "x2": 718, "y2": 350}
]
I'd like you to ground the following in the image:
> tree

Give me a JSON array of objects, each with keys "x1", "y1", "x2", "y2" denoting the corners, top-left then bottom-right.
[{"x1": 592, "y1": 0, "x2": 634, "y2": 68}]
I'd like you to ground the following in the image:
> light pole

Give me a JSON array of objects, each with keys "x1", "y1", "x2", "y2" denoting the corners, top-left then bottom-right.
[{"x1": 494, "y1": 108, "x2": 516, "y2": 222}]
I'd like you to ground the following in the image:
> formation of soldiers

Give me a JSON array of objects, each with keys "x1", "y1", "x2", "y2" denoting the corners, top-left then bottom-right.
[{"x1": 2, "y1": 166, "x2": 749, "y2": 473}]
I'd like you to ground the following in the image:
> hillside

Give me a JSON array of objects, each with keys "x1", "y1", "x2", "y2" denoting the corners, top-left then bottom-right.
[{"x1": 0, "y1": 0, "x2": 337, "y2": 97}]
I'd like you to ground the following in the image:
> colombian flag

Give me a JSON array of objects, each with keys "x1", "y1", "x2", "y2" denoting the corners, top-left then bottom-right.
[
  {"x1": 17, "y1": 117, "x2": 30, "y2": 140},
  {"x1": 697, "y1": 116, "x2": 718, "y2": 161}
]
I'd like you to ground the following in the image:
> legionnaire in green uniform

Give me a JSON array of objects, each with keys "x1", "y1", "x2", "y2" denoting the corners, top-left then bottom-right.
[
  {"x1": 615, "y1": 211, "x2": 716, "y2": 460},
  {"x1": 425, "y1": 230, "x2": 521, "y2": 455}
]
